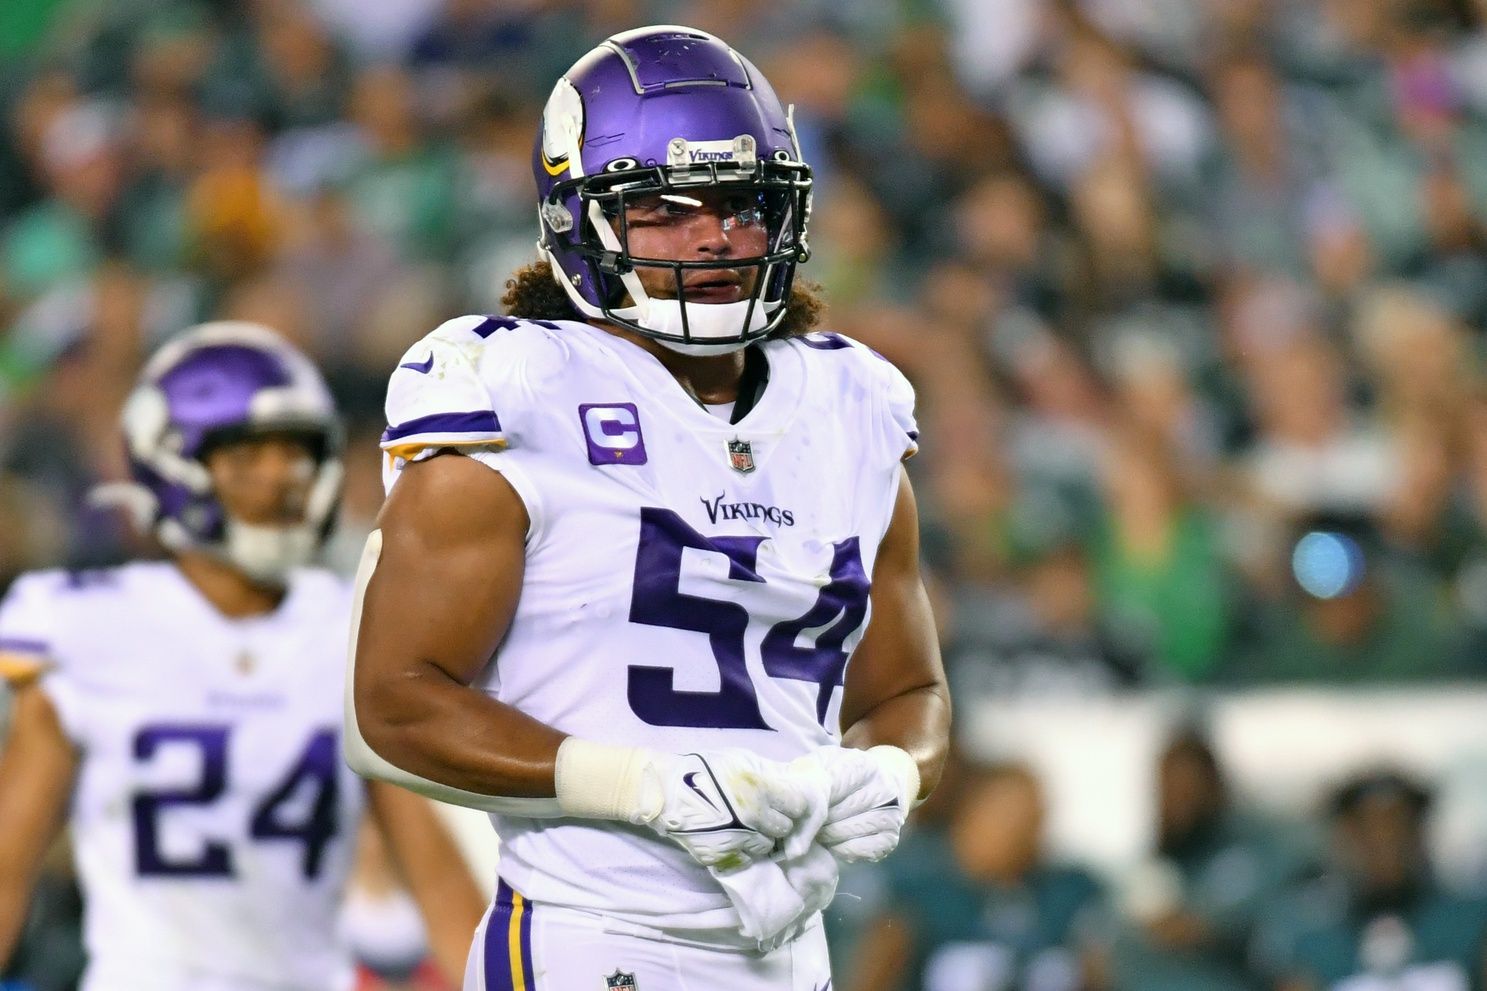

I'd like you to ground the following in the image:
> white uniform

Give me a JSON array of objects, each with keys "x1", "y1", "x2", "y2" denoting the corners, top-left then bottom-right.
[
  {"x1": 0, "y1": 562, "x2": 366, "y2": 991},
  {"x1": 381, "y1": 314, "x2": 916, "y2": 964}
]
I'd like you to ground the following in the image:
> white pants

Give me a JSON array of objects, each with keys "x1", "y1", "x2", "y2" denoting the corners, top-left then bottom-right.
[{"x1": 464, "y1": 879, "x2": 833, "y2": 991}]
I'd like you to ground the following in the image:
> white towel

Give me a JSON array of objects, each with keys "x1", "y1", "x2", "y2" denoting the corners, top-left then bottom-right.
[
  {"x1": 711, "y1": 755, "x2": 837, "y2": 951},
  {"x1": 712, "y1": 844, "x2": 840, "y2": 951}
]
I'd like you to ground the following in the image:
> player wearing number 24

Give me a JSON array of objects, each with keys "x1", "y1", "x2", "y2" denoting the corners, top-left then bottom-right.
[
  {"x1": 349, "y1": 23, "x2": 951, "y2": 990},
  {"x1": 0, "y1": 324, "x2": 485, "y2": 990}
]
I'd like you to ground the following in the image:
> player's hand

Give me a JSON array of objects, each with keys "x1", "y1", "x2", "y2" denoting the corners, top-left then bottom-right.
[
  {"x1": 637, "y1": 749, "x2": 829, "y2": 871},
  {"x1": 804, "y1": 745, "x2": 920, "y2": 863}
]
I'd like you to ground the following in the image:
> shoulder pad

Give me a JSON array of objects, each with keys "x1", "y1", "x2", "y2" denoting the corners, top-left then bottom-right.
[{"x1": 793, "y1": 332, "x2": 919, "y2": 460}]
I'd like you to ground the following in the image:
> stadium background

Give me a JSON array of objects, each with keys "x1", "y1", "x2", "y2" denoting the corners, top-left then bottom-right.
[{"x1": 4, "y1": 0, "x2": 1487, "y2": 988}]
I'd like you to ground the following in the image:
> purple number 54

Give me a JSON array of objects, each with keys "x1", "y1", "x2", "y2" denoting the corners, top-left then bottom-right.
[{"x1": 628, "y1": 508, "x2": 870, "y2": 729}]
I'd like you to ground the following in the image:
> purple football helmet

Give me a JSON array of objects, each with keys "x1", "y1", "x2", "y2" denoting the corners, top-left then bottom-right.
[
  {"x1": 105, "y1": 322, "x2": 343, "y2": 585},
  {"x1": 534, "y1": 25, "x2": 813, "y2": 353}
]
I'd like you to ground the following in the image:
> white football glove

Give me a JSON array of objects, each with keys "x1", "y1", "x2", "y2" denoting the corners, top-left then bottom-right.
[
  {"x1": 555, "y1": 739, "x2": 829, "y2": 870},
  {"x1": 804, "y1": 745, "x2": 920, "y2": 863}
]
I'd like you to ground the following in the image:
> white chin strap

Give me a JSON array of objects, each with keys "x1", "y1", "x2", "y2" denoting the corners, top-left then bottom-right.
[
  {"x1": 217, "y1": 520, "x2": 320, "y2": 587},
  {"x1": 217, "y1": 458, "x2": 343, "y2": 587},
  {"x1": 615, "y1": 297, "x2": 774, "y2": 355}
]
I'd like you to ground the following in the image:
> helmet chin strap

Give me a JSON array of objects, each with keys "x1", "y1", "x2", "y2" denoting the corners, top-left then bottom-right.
[
  {"x1": 215, "y1": 459, "x2": 343, "y2": 588},
  {"x1": 579, "y1": 195, "x2": 779, "y2": 351},
  {"x1": 613, "y1": 297, "x2": 773, "y2": 355},
  {"x1": 215, "y1": 519, "x2": 319, "y2": 588}
]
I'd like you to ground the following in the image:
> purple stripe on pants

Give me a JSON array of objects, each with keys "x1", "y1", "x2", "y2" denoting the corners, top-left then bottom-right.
[
  {"x1": 484, "y1": 880, "x2": 516, "y2": 991},
  {"x1": 518, "y1": 887, "x2": 535, "y2": 989}
]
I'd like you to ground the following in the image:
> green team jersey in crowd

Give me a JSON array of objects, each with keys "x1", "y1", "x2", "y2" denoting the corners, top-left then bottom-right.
[
  {"x1": 883, "y1": 828, "x2": 1107, "y2": 991},
  {"x1": 1260, "y1": 879, "x2": 1487, "y2": 990}
]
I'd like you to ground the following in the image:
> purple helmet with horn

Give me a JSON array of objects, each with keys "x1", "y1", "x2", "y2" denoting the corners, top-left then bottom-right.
[
  {"x1": 534, "y1": 24, "x2": 813, "y2": 354},
  {"x1": 104, "y1": 322, "x2": 343, "y2": 585}
]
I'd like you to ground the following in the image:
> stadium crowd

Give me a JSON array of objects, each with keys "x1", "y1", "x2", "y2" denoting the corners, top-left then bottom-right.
[{"x1": 4, "y1": 0, "x2": 1487, "y2": 989}]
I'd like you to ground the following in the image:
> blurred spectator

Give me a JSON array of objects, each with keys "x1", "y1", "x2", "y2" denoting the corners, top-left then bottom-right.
[
  {"x1": 948, "y1": 527, "x2": 1146, "y2": 701},
  {"x1": 2, "y1": 98, "x2": 121, "y2": 301},
  {"x1": 341, "y1": 64, "x2": 458, "y2": 264},
  {"x1": 1240, "y1": 332, "x2": 1395, "y2": 519},
  {"x1": 1006, "y1": 16, "x2": 1212, "y2": 198},
  {"x1": 1228, "y1": 512, "x2": 1471, "y2": 683},
  {"x1": 1113, "y1": 728, "x2": 1309, "y2": 991},
  {"x1": 845, "y1": 761, "x2": 1109, "y2": 991},
  {"x1": 1203, "y1": 49, "x2": 1326, "y2": 277},
  {"x1": 1254, "y1": 768, "x2": 1487, "y2": 991},
  {"x1": 950, "y1": 171, "x2": 1064, "y2": 320},
  {"x1": 185, "y1": 116, "x2": 285, "y2": 296},
  {"x1": 1090, "y1": 419, "x2": 1234, "y2": 682}
]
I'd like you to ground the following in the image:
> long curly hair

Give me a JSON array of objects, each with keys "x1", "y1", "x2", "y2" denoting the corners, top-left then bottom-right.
[{"x1": 500, "y1": 261, "x2": 826, "y2": 339}]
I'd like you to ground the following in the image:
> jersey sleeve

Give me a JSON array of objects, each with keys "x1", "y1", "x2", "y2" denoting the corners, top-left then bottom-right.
[
  {"x1": 879, "y1": 355, "x2": 919, "y2": 460},
  {"x1": 379, "y1": 315, "x2": 559, "y2": 540},
  {"x1": 797, "y1": 332, "x2": 920, "y2": 462},
  {"x1": 0, "y1": 572, "x2": 58, "y2": 685},
  {"x1": 831, "y1": 334, "x2": 919, "y2": 462},
  {"x1": 381, "y1": 315, "x2": 511, "y2": 477},
  {"x1": 0, "y1": 570, "x2": 91, "y2": 743}
]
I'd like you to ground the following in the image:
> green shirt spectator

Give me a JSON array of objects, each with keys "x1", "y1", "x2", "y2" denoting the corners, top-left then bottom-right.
[
  {"x1": 1254, "y1": 770, "x2": 1487, "y2": 991},
  {"x1": 1226, "y1": 514, "x2": 1470, "y2": 684},
  {"x1": 846, "y1": 763, "x2": 1109, "y2": 991},
  {"x1": 1093, "y1": 508, "x2": 1232, "y2": 682},
  {"x1": 1114, "y1": 730, "x2": 1312, "y2": 991}
]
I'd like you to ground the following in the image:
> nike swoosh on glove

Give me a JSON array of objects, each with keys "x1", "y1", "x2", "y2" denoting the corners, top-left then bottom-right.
[
  {"x1": 803, "y1": 745, "x2": 920, "y2": 863},
  {"x1": 641, "y1": 749, "x2": 829, "y2": 871}
]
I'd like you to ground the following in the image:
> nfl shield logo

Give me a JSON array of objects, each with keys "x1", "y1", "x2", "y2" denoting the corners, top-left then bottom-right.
[
  {"x1": 727, "y1": 438, "x2": 755, "y2": 474},
  {"x1": 605, "y1": 971, "x2": 637, "y2": 990}
]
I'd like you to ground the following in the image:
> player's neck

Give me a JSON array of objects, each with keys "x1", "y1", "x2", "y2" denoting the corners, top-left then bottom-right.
[
  {"x1": 598, "y1": 322, "x2": 745, "y2": 404},
  {"x1": 173, "y1": 551, "x2": 287, "y2": 618}
]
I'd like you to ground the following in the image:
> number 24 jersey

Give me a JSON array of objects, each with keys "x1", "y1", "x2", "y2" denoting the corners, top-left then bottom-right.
[
  {"x1": 382, "y1": 315, "x2": 919, "y2": 936},
  {"x1": 0, "y1": 564, "x2": 364, "y2": 991}
]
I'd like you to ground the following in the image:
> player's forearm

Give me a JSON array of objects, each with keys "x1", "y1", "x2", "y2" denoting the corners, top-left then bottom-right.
[
  {"x1": 839, "y1": 681, "x2": 951, "y2": 802},
  {"x1": 0, "y1": 687, "x2": 76, "y2": 967},
  {"x1": 351, "y1": 661, "x2": 566, "y2": 799},
  {"x1": 419, "y1": 875, "x2": 486, "y2": 985},
  {"x1": 366, "y1": 782, "x2": 487, "y2": 985}
]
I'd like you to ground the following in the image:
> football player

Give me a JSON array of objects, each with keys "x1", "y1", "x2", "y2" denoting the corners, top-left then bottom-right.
[
  {"x1": 0, "y1": 323, "x2": 485, "y2": 990},
  {"x1": 348, "y1": 24, "x2": 951, "y2": 990}
]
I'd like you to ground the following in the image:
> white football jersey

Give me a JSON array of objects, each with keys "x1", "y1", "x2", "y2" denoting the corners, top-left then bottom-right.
[
  {"x1": 0, "y1": 562, "x2": 365, "y2": 991},
  {"x1": 381, "y1": 315, "x2": 917, "y2": 935}
]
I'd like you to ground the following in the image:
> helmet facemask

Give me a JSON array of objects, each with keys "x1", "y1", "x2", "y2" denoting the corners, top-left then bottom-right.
[
  {"x1": 193, "y1": 425, "x2": 345, "y2": 588},
  {"x1": 543, "y1": 153, "x2": 811, "y2": 354}
]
